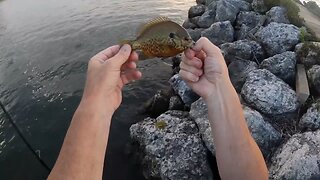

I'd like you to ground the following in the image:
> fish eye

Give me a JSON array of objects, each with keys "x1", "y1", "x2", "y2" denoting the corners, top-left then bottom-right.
[{"x1": 169, "y1": 33, "x2": 175, "y2": 38}]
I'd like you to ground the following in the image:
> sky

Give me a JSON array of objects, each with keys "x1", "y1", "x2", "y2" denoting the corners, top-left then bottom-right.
[{"x1": 301, "y1": 0, "x2": 320, "y2": 6}]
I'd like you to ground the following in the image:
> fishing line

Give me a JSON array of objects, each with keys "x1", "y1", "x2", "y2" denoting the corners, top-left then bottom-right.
[{"x1": 0, "y1": 101, "x2": 51, "y2": 172}]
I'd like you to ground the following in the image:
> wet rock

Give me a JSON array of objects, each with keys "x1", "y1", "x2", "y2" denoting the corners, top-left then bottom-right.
[
  {"x1": 252, "y1": 0, "x2": 267, "y2": 13},
  {"x1": 228, "y1": 60, "x2": 258, "y2": 92},
  {"x1": 307, "y1": 65, "x2": 320, "y2": 94},
  {"x1": 142, "y1": 89, "x2": 173, "y2": 117},
  {"x1": 236, "y1": 11, "x2": 265, "y2": 29},
  {"x1": 187, "y1": 28, "x2": 204, "y2": 42},
  {"x1": 169, "y1": 74, "x2": 200, "y2": 106},
  {"x1": 188, "y1": 4, "x2": 206, "y2": 18},
  {"x1": 182, "y1": 19, "x2": 198, "y2": 29},
  {"x1": 269, "y1": 130, "x2": 320, "y2": 180},
  {"x1": 296, "y1": 42, "x2": 320, "y2": 68},
  {"x1": 260, "y1": 51, "x2": 297, "y2": 85},
  {"x1": 168, "y1": 96, "x2": 185, "y2": 110},
  {"x1": 255, "y1": 22, "x2": 300, "y2": 56},
  {"x1": 220, "y1": 40, "x2": 265, "y2": 64},
  {"x1": 190, "y1": 98, "x2": 282, "y2": 158},
  {"x1": 130, "y1": 110, "x2": 213, "y2": 180},
  {"x1": 241, "y1": 69, "x2": 299, "y2": 115},
  {"x1": 265, "y1": 6, "x2": 290, "y2": 25},
  {"x1": 201, "y1": 21, "x2": 234, "y2": 45},
  {"x1": 197, "y1": 2, "x2": 217, "y2": 28},
  {"x1": 299, "y1": 102, "x2": 320, "y2": 131}
]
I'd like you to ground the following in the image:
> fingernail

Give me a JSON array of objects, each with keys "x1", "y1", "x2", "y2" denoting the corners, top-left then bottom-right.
[
  {"x1": 193, "y1": 76, "x2": 199, "y2": 82},
  {"x1": 121, "y1": 44, "x2": 131, "y2": 53}
]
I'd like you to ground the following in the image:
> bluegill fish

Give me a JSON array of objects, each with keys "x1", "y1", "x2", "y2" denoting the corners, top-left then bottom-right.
[{"x1": 121, "y1": 16, "x2": 194, "y2": 59}]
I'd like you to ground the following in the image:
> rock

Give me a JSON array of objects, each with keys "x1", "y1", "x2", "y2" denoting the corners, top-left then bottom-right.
[
  {"x1": 307, "y1": 65, "x2": 320, "y2": 94},
  {"x1": 201, "y1": 21, "x2": 234, "y2": 45},
  {"x1": 299, "y1": 102, "x2": 320, "y2": 131},
  {"x1": 142, "y1": 89, "x2": 173, "y2": 117},
  {"x1": 296, "y1": 64, "x2": 310, "y2": 105},
  {"x1": 227, "y1": 0, "x2": 251, "y2": 11},
  {"x1": 168, "y1": 96, "x2": 185, "y2": 110},
  {"x1": 171, "y1": 56, "x2": 182, "y2": 75},
  {"x1": 187, "y1": 28, "x2": 204, "y2": 42},
  {"x1": 182, "y1": 19, "x2": 198, "y2": 29},
  {"x1": 188, "y1": 4, "x2": 206, "y2": 18},
  {"x1": 252, "y1": 0, "x2": 267, "y2": 13},
  {"x1": 265, "y1": 6, "x2": 290, "y2": 25},
  {"x1": 169, "y1": 74, "x2": 200, "y2": 106},
  {"x1": 228, "y1": 60, "x2": 258, "y2": 92},
  {"x1": 235, "y1": 24, "x2": 251, "y2": 40},
  {"x1": 189, "y1": 16, "x2": 201, "y2": 25},
  {"x1": 236, "y1": 11, "x2": 265, "y2": 29},
  {"x1": 269, "y1": 130, "x2": 320, "y2": 180},
  {"x1": 196, "y1": 0, "x2": 206, "y2": 5},
  {"x1": 130, "y1": 110, "x2": 213, "y2": 180},
  {"x1": 241, "y1": 69, "x2": 299, "y2": 115},
  {"x1": 255, "y1": 22, "x2": 300, "y2": 56},
  {"x1": 190, "y1": 98, "x2": 282, "y2": 158},
  {"x1": 197, "y1": 3, "x2": 217, "y2": 28},
  {"x1": 215, "y1": 0, "x2": 239, "y2": 23},
  {"x1": 296, "y1": 42, "x2": 320, "y2": 68},
  {"x1": 220, "y1": 40, "x2": 265, "y2": 64},
  {"x1": 260, "y1": 51, "x2": 297, "y2": 85}
]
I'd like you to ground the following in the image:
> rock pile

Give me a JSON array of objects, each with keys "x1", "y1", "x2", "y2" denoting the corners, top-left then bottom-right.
[{"x1": 130, "y1": 0, "x2": 320, "y2": 179}]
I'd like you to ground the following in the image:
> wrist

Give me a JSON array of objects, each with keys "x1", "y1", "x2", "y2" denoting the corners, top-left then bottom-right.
[
  {"x1": 79, "y1": 96, "x2": 116, "y2": 116},
  {"x1": 203, "y1": 77, "x2": 234, "y2": 103}
]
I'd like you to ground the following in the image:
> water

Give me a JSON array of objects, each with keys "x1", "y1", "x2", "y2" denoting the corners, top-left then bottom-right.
[{"x1": 0, "y1": 0, "x2": 195, "y2": 179}]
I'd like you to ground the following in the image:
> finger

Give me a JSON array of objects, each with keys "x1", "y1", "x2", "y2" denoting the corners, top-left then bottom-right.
[
  {"x1": 109, "y1": 44, "x2": 132, "y2": 67},
  {"x1": 192, "y1": 37, "x2": 221, "y2": 57},
  {"x1": 100, "y1": 45, "x2": 121, "y2": 59},
  {"x1": 121, "y1": 61, "x2": 137, "y2": 71},
  {"x1": 179, "y1": 69, "x2": 199, "y2": 82},
  {"x1": 184, "y1": 48, "x2": 196, "y2": 60},
  {"x1": 128, "y1": 51, "x2": 139, "y2": 62},
  {"x1": 180, "y1": 61, "x2": 203, "y2": 77},
  {"x1": 182, "y1": 57, "x2": 203, "y2": 69},
  {"x1": 121, "y1": 70, "x2": 142, "y2": 84},
  {"x1": 195, "y1": 50, "x2": 207, "y2": 60}
]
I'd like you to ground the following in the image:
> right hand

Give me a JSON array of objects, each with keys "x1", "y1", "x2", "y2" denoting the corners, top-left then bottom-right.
[{"x1": 179, "y1": 37, "x2": 230, "y2": 100}]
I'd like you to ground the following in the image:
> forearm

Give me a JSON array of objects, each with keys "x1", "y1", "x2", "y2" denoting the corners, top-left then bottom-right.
[
  {"x1": 205, "y1": 79, "x2": 268, "y2": 180},
  {"x1": 48, "y1": 99, "x2": 113, "y2": 180}
]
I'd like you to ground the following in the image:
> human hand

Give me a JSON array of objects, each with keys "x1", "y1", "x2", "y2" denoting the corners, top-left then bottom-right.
[
  {"x1": 179, "y1": 37, "x2": 230, "y2": 100},
  {"x1": 82, "y1": 44, "x2": 142, "y2": 113}
]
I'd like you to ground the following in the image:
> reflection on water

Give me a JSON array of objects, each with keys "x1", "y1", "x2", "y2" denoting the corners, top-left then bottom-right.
[{"x1": 0, "y1": 0, "x2": 195, "y2": 179}]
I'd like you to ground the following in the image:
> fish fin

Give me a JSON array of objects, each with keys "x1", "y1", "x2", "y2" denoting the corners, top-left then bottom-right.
[{"x1": 137, "y1": 16, "x2": 172, "y2": 37}]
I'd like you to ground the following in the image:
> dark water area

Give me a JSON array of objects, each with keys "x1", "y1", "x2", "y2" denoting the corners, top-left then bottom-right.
[{"x1": 0, "y1": 0, "x2": 195, "y2": 179}]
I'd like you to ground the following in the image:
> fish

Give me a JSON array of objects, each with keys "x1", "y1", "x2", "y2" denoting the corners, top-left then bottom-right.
[{"x1": 121, "y1": 16, "x2": 194, "y2": 59}]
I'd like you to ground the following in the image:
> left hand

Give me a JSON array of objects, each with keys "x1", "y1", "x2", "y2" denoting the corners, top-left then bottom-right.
[{"x1": 81, "y1": 44, "x2": 142, "y2": 113}]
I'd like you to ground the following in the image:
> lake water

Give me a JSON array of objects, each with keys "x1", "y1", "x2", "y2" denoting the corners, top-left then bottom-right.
[{"x1": 0, "y1": 0, "x2": 195, "y2": 179}]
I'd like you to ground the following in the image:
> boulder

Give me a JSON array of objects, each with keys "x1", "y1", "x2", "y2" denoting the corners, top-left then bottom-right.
[
  {"x1": 265, "y1": 6, "x2": 290, "y2": 25},
  {"x1": 188, "y1": 4, "x2": 206, "y2": 18},
  {"x1": 252, "y1": 0, "x2": 268, "y2": 13},
  {"x1": 190, "y1": 98, "x2": 282, "y2": 158},
  {"x1": 227, "y1": 0, "x2": 251, "y2": 11},
  {"x1": 196, "y1": 0, "x2": 206, "y2": 5},
  {"x1": 235, "y1": 24, "x2": 251, "y2": 40},
  {"x1": 299, "y1": 101, "x2": 320, "y2": 131},
  {"x1": 130, "y1": 110, "x2": 213, "y2": 180},
  {"x1": 201, "y1": 21, "x2": 234, "y2": 45},
  {"x1": 236, "y1": 11, "x2": 265, "y2": 29},
  {"x1": 269, "y1": 130, "x2": 320, "y2": 180},
  {"x1": 171, "y1": 56, "x2": 182, "y2": 75},
  {"x1": 296, "y1": 42, "x2": 320, "y2": 68},
  {"x1": 189, "y1": 16, "x2": 201, "y2": 25},
  {"x1": 215, "y1": 0, "x2": 238, "y2": 23},
  {"x1": 260, "y1": 51, "x2": 297, "y2": 85},
  {"x1": 220, "y1": 40, "x2": 265, "y2": 64},
  {"x1": 187, "y1": 28, "x2": 204, "y2": 42},
  {"x1": 168, "y1": 96, "x2": 185, "y2": 110},
  {"x1": 197, "y1": 2, "x2": 217, "y2": 28},
  {"x1": 228, "y1": 60, "x2": 258, "y2": 92},
  {"x1": 182, "y1": 19, "x2": 198, "y2": 29},
  {"x1": 142, "y1": 89, "x2": 173, "y2": 117},
  {"x1": 241, "y1": 69, "x2": 299, "y2": 115},
  {"x1": 307, "y1": 65, "x2": 320, "y2": 94},
  {"x1": 169, "y1": 74, "x2": 200, "y2": 106},
  {"x1": 255, "y1": 22, "x2": 300, "y2": 56}
]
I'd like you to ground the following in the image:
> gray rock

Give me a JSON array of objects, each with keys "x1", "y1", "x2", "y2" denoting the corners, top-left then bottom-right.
[
  {"x1": 130, "y1": 110, "x2": 213, "y2": 180},
  {"x1": 169, "y1": 74, "x2": 200, "y2": 106},
  {"x1": 307, "y1": 65, "x2": 320, "y2": 94},
  {"x1": 252, "y1": 0, "x2": 268, "y2": 13},
  {"x1": 169, "y1": 96, "x2": 184, "y2": 110},
  {"x1": 215, "y1": 0, "x2": 238, "y2": 23},
  {"x1": 201, "y1": 21, "x2": 234, "y2": 45},
  {"x1": 255, "y1": 22, "x2": 300, "y2": 56},
  {"x1": 196, "y1": 0, "x2": 206, "y2": 5},
  {"x1": 228, "y1": 60, "x2": 258, "y2": 92},
  {"x1": 260, "y1": 51, "x2": 297, "y2": 85},
  {"x1": 188, "y1": 4, "x2": 206, "y2": 18},
  {"x1": 265, "y1": 6, "x2": 290, "y2": 25},
  {"x1": 296, "y1": 42, "x2": 320, "y2": 68},
  {"x1": 227, "y1": 0, "x2": 251, "y2": 11},
  {"x1": 189, "y1": 16, "x2": 201, "y2": 25},
  {"x1": 235, "y1": 24, "x2": 251, "y2": 40},
  {"x1": 142, "y1": 89, "x2": 172, "y2": 117},
  {"x1": 241, "y1": 69, "x2": 299, "y2": 115},
  {"x1": 187, "y1": 28, "x2": 204, "y2": 42},
  {"x1": 220, "y1": 40, "x2": 265, "y2": 64},
  {"x1": 299, "y1": 102, "x2": 320, "y2": 131},
  {"x1": 182, "y1": 19, "x2": 198, "y2": 29},
  {"x1": 236, "y1": 11, "x2": 265, "y2": 29},
  {"x1": 269, "y1": 130, "x2": 320, "y2": 180},
  {"x1": 197, "y1": 3, "x2": 217, "y2": 28},
  {"x1": 190, "y1": 98, "x2": 282, "y2": 157}
]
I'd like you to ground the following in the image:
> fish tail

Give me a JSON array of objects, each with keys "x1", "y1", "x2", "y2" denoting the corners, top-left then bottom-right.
[{"x1": 120, "y1": 40, "x2": 140, "y2": 50}]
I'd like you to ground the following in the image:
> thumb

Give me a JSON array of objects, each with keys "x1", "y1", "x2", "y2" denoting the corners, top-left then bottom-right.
[{"x1": 109, "y1": 44, "x2": 132, "y2": 67}]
